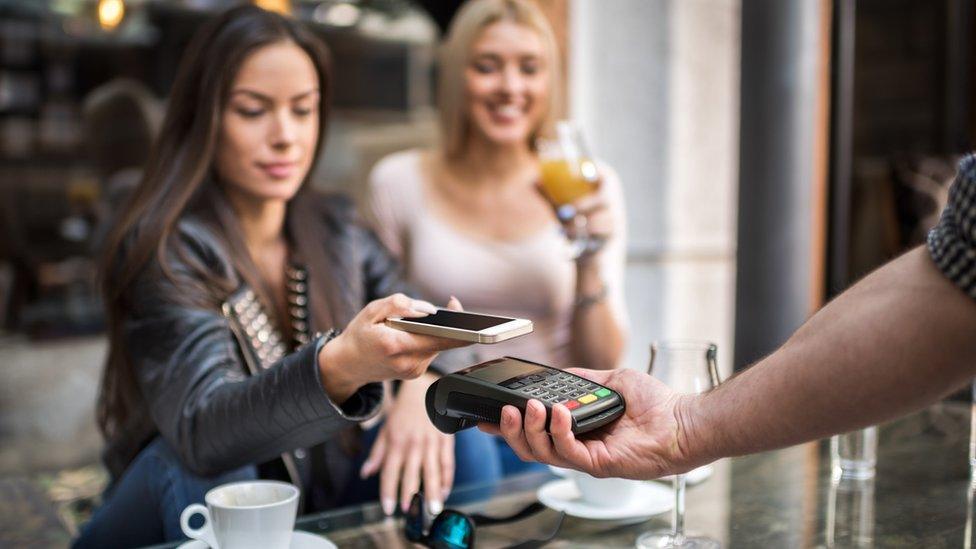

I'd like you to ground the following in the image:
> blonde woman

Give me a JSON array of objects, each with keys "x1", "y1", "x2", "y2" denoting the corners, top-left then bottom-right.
[{"x1": 364, "y1": 0, "x2": 629, "y2": 480}]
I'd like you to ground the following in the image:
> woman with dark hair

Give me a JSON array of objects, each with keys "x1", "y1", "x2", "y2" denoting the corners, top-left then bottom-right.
[{"x1": 74, "y1": 6, "x2": 486, "y2": 547}]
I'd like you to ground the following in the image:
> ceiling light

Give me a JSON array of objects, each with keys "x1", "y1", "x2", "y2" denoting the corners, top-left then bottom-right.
[{"x1": 97, "y1": 0, "x2": 125, "y2": 31}]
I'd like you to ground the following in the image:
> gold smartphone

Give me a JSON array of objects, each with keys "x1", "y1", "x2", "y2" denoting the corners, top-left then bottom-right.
[{"x1": 386, "y1": 309, "x2": 533, "y2": 344}]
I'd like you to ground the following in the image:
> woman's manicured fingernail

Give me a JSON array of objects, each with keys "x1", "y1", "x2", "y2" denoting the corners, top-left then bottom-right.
[
  {"x1": 382, "y1": 498, "x2": 395, "y2": 516},
  {"x1": 428, "y1": 500, "x2": 443, "y2": 515},
  {"x1": 412, "y1": 300, "x2": 438, "y2": 314}
]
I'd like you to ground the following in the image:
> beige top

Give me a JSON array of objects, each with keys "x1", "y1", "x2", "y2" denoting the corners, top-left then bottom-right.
[{"x1": 366, "y1": 149, "x2": 628, "y2": 369}]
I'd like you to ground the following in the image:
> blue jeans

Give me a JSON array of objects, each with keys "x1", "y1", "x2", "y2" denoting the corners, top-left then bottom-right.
[
  {"x1": 493, "y1": 435, "x2": 549, "y2": 477},
  {"x1": 337, "y1": 424, "x2": 528, "y2": 508},
  {"x1": 73, "y1": 427, "x2": 510, "y2": 548},
  {"x1": 336, "y1": 430, "x2": 547, "y2": 507},
  {"x1": 72, "y1": 438, "x2": 258, "y2": 548}
]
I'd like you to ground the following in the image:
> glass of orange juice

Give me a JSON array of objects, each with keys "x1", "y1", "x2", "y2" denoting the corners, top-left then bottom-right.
[{"x1": 537, "y1": 121, "x2": 601, "y2": 257}]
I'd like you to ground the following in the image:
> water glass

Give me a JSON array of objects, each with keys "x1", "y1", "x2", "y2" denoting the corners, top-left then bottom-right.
[
  {"x1": 830, "y1": 427, "x2": 877, "y2": 480},
  {"x1": 825, "y1": 475, "x2": 875, "y2": 547},
  {"x1": 969, "y1": 379, "x2": 976, "y2": 471}
]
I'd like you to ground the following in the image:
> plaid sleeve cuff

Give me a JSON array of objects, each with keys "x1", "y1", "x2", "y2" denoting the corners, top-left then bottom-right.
[{"x1": 927, "y1": 153, "x2": 976, "y2": 299}]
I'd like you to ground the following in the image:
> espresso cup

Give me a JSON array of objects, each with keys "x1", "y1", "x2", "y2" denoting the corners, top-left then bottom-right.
[
  {"x1": 567, "y1": 470, "x2": 640, "y2": 508},
  {"x1": 180, "y1": 480, "x2": 299, "y2": 549}
]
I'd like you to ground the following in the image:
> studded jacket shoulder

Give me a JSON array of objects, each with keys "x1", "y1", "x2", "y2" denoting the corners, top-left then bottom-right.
[{"x1": 102, "y1": 193, "x2": 463, "y2": 482}]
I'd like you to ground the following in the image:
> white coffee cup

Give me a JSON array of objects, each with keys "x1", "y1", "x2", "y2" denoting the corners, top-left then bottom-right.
[
  {"x1": 566, "y1": 470, "x2": 641, "y2": 508},
  {"x1": 180, "y1": 480, "x2": 299, "y2": 549}
]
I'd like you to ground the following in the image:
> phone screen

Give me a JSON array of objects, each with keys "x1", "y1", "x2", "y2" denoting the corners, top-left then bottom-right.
[{"x1": 403, "y1": 310, "x2": 513, "y2": 331}]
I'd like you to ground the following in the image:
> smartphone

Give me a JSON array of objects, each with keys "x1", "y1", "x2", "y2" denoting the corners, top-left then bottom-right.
[{"x1": 386, "y1": 309, "x2": 533, "y2": 343}]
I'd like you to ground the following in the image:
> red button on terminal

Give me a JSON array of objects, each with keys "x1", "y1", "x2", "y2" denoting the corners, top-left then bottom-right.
[{"x1": 564, "y1": 400, "x2": 581, "y2": 410}]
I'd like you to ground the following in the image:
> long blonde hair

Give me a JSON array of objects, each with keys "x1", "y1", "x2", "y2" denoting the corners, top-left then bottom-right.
[{"x1": 438, "y1": 0, "x2": 561, "y2": 158}]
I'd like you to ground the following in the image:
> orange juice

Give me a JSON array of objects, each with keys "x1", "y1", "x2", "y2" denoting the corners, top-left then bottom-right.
[{"x1": 539, "y1": 159, "x2": 598, "y2": 205}]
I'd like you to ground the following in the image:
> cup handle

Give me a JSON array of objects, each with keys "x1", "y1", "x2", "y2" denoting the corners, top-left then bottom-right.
[{"x1": 180, "y1": 503, "x2": 218, "y2": 548}]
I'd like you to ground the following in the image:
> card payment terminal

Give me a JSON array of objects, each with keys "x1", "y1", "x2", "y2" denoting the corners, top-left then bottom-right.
[{"x1": 425, "y1": 356, "x2": 626, "y2": 435}]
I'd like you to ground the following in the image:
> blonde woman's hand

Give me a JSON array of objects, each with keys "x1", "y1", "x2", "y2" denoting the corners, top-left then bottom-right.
[
  {"x1": 536, "y1": 177, "x2": 614, "y2": 260},
  {"x1": 360, "y1": 372, "x2": 454, "y2": 516}
]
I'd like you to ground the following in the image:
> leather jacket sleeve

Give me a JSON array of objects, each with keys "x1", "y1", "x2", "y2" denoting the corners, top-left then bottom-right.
[{"x1": 124, "y1": 221, "x2": 382, "y2": 476}]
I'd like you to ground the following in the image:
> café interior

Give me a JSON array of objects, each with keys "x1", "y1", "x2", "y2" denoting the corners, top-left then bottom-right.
[{"x1": 0, "y1": 0, "x2": 974, "y2": 547}]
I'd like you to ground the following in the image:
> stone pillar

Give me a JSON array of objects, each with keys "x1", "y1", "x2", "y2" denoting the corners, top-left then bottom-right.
[{"x1": 569, "y1": 0, "x2": 740, "y2": 382}]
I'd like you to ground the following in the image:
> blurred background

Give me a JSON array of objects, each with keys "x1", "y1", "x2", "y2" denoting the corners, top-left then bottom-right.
[{"x1": 0, "y1": 0, "x2": 972, "y2": 544}]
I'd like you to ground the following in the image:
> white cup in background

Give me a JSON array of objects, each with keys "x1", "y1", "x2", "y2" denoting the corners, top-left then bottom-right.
[
  {"x1": 565, "y1": 469, "x2": 641, "y2": 508},
  {"x1": 180, "y1": 480, "x2": 299, "y2": 549}
]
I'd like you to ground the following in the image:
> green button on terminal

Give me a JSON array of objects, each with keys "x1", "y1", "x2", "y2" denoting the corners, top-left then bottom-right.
[{"x1": 595, "y1": 388, "x2": 612, "y2": 398}]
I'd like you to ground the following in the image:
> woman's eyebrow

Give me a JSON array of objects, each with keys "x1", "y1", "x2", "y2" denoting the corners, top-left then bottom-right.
[
  {"x1": 289, "y1": 88, "x2": 320, "y2": 100},
  {"x1": 472, "y1": 51, "x2": 540, "y2": 61},
  {"x1": 229, "y1": 88, "x2": 320, "y2": 101}
]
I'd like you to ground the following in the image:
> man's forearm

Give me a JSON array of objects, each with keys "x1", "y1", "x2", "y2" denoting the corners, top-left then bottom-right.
[{"x1": 686, "y1": 247, "x2": 976, "y2": 463}]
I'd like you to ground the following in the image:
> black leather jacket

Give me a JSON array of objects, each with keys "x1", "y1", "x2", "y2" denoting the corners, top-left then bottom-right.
[{"x1": 104, "y1": 193, "x2": 466, "y2": 507}]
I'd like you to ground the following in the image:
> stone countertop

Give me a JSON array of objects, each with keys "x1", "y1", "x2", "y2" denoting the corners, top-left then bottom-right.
[
  {"x1": 142, "y1": 403, "x2": 975, "y2": 548},
  {"x1": 284, "y1": 404, "x2": 976, "y2": 548}
]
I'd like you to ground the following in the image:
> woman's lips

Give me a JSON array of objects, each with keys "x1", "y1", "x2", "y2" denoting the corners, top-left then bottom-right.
[{"x1": 257, "y1": 162, "x2": 296, "y2": 179}]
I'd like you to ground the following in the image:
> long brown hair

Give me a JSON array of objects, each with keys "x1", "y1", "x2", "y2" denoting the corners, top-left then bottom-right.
[{"x1": 96, "y1": 5, "x2": 353, "y2": 444}]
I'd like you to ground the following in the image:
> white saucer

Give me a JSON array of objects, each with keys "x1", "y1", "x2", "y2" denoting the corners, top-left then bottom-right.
[
  {"x1": 554, "y1": 464, "x2": 715, "y2": 486},
  {"x1": 177, "y1": 531, "x2": 336, "y2": 549},
  {"x1": 536, "y1": 478, "x2": 674, "y2": 520}
]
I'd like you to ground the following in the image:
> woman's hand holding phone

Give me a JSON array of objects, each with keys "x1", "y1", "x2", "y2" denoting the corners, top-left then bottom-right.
[{"x1": 317, "y1": 294, "x2": 468, "y2": 403}]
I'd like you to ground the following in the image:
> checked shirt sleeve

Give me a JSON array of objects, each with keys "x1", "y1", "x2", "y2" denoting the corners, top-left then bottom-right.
[{"x1": 928, "y1": 154, "x2": 976, "y2": 299}]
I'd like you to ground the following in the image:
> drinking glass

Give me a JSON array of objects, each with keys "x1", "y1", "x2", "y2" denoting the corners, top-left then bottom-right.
[
  {"x1": 636, "y1": 341, "x2": 722, "y2": 549},
  {"x1": 965, "y1": 476, "x2": 976, "y2": 549},
  {"x1": 830, "y1": 427, "x2": 877, "y2": 480},
  {"x1": 969, "y1": 379, "x2": 976, "y2": 472},
  {"x1": 825, "y1": 475, "x2": 875, "y2": 547},
  {"x1": 536, "y1": 120, "x2": 602, "y2": 259}
]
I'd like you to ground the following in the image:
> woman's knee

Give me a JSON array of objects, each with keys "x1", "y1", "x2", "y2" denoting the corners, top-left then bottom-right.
[
  {"x1": 143, "y1": 439, "x2": 258, "y2": 539},
  {"x1": 141, "y1": 437, "x2": 258, "y2": 490},
  {"x1": 75, "y1": 437, "x2": 259, "y2": 547}
]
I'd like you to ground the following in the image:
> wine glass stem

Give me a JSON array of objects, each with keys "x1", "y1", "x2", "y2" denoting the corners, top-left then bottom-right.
[
  {"x1": 573, "y1": 214, "x2": 589, "y2": 257},
  {"x1": 672, "y1": 473, "x2": 687, "y2": 545}
]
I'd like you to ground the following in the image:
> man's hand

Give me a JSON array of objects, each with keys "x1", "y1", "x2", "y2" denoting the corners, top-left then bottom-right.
[{"x1": 479, "y1": 368, "x2": 701, "y2": 479}]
